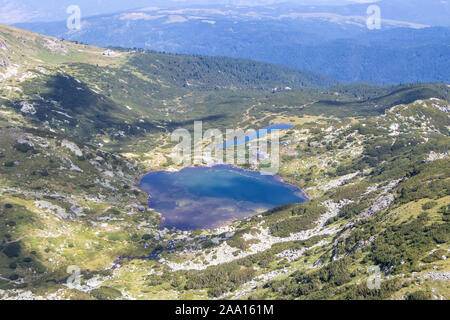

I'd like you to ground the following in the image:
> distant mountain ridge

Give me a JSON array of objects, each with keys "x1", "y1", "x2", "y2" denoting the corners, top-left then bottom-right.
[
  {"x1": 14, "y1": 3, "x2": 450, "y2": 85},
  {"x1": 3, "y1": 0, "x2": 450, "y2": 26}
]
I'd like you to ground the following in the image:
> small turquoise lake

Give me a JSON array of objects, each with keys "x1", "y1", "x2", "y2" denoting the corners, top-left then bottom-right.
[
  {"x1": 139, "y1": 165, "x2": 307, "y2": 230},
  {"x1": 219, "y1": 123, "x2": 294, "y2": 148}
]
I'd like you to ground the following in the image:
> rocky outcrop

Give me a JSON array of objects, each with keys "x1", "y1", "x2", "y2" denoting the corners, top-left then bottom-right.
[
  {"x1": 421, "y1": 271, "x2": 450, "y2": 281},
  {"x1": 425, "y1": 151, "x2": 449, "y2": 163},
  {"x1": 319, "y1": 172, "x2": 359, "y2": 192},
  {"x1": 19, "y1": 101, "x2": 37, "y2": 115},
  {"x1": 34, "y1": 200, "x2": 71, "y2": 220},
  {"x1": 41, "y1": 38, "x2": 68, "y2": 55},
  {"x1": 165, "y1": 200, "x2": 348, "y2": 271},
  {"x1": 360, "y1": 194, "x2": 394, "y2": 219},
  {"x1": 0, "y1": 57, "x2": 9, "y2": 67},
  {"x1": 0, "y1": 40, "x2": 9, "y2": 50},
  {"x1": 61, "y1": 139, "x2": 83, "y2": 157}
]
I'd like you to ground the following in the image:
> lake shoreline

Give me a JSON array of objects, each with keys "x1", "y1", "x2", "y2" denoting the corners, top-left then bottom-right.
[
  {"x1": 138, "y1": 162, "x2": 309, "y2": 199},
  {"x1": 136, "y1": 164, "x2": 309, "y2": 231}
]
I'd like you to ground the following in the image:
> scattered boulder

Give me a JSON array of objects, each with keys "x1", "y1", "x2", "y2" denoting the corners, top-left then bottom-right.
[
  {"x1": 70, "y1": 204, "x2": 85, "y2": 217},
  {"x1": 34, "y1": 200, "x2": 71, "y2": 219},
  {"x1": 61, "y1": 140, "x2": 83, "y2": 157},
  {"x1": 19, "y1": 101, "x2": 36, "y2": 115},
  {"x1": 14, "y1": 139, "x2": 35, "y2": 153},
  {"x1": 313, "y1": 259, "x2": 323, "y2": 268}
]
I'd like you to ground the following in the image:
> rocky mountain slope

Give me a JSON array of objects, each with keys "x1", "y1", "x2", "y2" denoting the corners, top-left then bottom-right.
[{"x1": 0, "y1": 24, "x2": 448, "y2": 300}]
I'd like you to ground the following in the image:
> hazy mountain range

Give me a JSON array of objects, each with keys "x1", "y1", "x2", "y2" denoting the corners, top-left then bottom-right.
[
  {"x1": 2, "y1": 0, "x2": 450, "y2": 26},
  {"x1": 12, "y1": 1, "x2": 450, "y2": 85}
]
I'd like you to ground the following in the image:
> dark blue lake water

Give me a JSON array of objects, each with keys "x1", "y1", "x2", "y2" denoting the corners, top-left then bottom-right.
[
  {"x1": 139, "y1": 165, "x2": 307, "y2": 230},
  {"x1": 220, "y1": 123, "x2": 294, "y2": 148}
]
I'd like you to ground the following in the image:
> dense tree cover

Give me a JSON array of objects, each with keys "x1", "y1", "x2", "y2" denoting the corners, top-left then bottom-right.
[
  {"x1": 267, "y1": 258, "x2": 353, "y2": 299},
  {"x1": 342, "y1": 279, "x2": 403, "y2": 300},
  {"x1": 2, "y1": 242, "x2": 21, "y2": 258},
  {"x1": 334, "y1": 119, "x2": 450, "y2": 185},
  {"x1": 337, "y1": 200, "x2": 371, "y2": 220},
  {"x1": 184, "y1": 262, "x2": 255, "y2": 297},
  {"x1": 370, "y1": 213, "x2": 449, "y2": 272},
  {"x1": 290, "y1": 83, "x2": 450, "y2": 120},
  {"x1": 332, "y1": 82, "x2": 450, "y2": 102},
  {"x1": 2, "y1": 25, "x2": 449, "y2": 300},
  {"x1": 332, "y1": 182, "x2": 368, "y2": 202},
  {"x1": 396, "y1": 160, "x2": 450, "y2": 204},
  {"x1": 406, "y1": 290, "x2": 433, "y2": 300},
  {"x1": 128, "y1": 52, "x2": 336, "y2": 90},
  {"x1": 263, "y1": 202, "x2": 327, "y2": 237},
  {"x1": 422, "y1": 201, "x2": 438, "y2": 211}
]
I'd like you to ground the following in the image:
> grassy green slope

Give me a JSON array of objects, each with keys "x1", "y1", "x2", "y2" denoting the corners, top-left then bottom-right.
[
  {"x1": 135, "y1": 99, "x2": 449, "y2": 300},
  {"x1": 2, "y1": 24, "x2": 449, "y2": 154},
  {"x1": 0, "y1": 24, "x2": 449, "y2": 300}
]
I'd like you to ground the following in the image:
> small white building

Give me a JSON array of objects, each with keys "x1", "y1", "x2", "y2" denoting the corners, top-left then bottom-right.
[{"x1": 102, "y1": 49, "x2": 116, "y2": 56}]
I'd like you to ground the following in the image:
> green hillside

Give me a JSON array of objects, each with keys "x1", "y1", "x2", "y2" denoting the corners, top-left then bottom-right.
[
  {"x1": 0, "y1": 24, "x2": 448, "y2": 300},
  {"x1": 2, "y1": 24, "x2": 449, "y2": 152}
]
